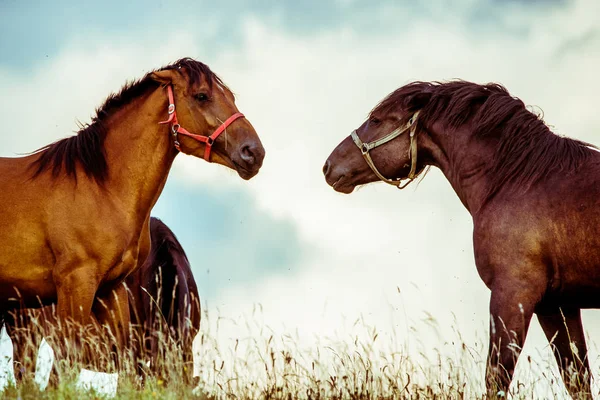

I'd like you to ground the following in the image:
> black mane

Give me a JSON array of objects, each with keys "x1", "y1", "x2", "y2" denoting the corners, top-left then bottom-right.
[
  {"x1": 372, "y1": 80, "x2": 596, "y2": 200},
  {"x1": 31, "y1": 58, "x2": 226, "y2": 183}
]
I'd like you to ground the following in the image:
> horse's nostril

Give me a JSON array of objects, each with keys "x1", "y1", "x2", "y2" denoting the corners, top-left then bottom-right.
[
  {"x1": 323, "y1": 160, "x2": 331, "y2": 177},
  {"x1": 240, "y1": 145, "x2": 256, "y2": 165}
]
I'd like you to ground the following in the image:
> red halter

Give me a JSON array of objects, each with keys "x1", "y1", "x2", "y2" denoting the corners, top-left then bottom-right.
[{"x1": 158, "y1": 85, "x2": 245, "y2": 161}]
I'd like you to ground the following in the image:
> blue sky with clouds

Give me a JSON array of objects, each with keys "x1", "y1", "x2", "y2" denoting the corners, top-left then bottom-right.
[
  {"x1": 1, "y1": 0, "x2": 600, "y2": 394},
  {"x1": 152, "y1": 178, "x2": 309, "y2": 301},
  {"x1": 0, "y1": 0, "x2": 573, "y2": 70}
]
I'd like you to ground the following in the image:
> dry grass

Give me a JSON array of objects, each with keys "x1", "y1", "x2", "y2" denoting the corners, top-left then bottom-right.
[{"x1": 0, "y1": 306, "x2": 596, "y2": 399}]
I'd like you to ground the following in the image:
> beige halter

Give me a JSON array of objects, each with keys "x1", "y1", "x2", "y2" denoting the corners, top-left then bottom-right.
[{"x1": 350, "y1": 111, "x2": 420, "y2": 189}]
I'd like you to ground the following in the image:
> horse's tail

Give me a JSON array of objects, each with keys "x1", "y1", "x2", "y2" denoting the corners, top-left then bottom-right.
[{"x1": 157, "y1": 220, "x2": 200, "y2": 346}]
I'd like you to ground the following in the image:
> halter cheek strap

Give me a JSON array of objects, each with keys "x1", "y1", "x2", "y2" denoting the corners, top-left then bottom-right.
[
  {"x1": 158, "y1": 85, "x2": 245, "y2": 161},
  {"x1": 350, "y1": 111, "x2": 420, "y2": 189}
]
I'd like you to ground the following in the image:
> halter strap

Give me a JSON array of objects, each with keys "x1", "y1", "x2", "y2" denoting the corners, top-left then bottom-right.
[
  {"x1": 350, "y1": 111, "x2": 420, "y2": 189},
  {"x1": 158, "y1": 85, "x2": 245, "y2": 161}
]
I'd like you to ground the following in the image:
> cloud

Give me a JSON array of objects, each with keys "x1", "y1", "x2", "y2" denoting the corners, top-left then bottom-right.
[
  {"x1": 0, "y1": 0, "x2": 579, "y2": 69},
  {"x1": 152, "y1": 178, "x2": 312, "y2": 300},
  {"x1": 1, "y1": 0, "x2": 600, "y2": 395}
]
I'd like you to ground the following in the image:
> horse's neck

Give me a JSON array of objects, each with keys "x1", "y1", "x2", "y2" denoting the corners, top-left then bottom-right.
[
  {"x1": 421, "y1": 125, "x2": 494, "y2": 215},
  {"x1": 103, "y1": 88, "x2": 177, "y2": 224}
]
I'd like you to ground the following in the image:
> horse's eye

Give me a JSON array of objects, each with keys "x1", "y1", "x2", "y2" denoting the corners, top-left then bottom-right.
[
  {"x1": 370, "y1": 117, "x2": 381, "y2": 125},
  {"x1": 195, "y1": 93, "x2": 209, "y2": 102}
]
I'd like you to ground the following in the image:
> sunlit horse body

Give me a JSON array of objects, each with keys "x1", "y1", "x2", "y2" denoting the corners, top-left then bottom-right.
[
  {"x1": 0, "y1": 58, "x2": 263, "y2": 379},
  {"x1": 4, "y1": 217, "x2": 201, "y2": 385},
  {"x1": 324, "y1": 81, "x2": 598, "y2": 396}
]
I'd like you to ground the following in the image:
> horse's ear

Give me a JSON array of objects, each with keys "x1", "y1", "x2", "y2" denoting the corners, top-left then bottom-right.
[
  {"x1": 150, "y1": 69, "x2": 183, "y2": 86},
  {"x1": 405, "y1": 91, "x2": 432, "y2": 112}
]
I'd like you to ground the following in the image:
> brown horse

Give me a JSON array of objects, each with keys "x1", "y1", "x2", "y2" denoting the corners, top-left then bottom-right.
[
  {"x1": 323, "y1": 80, "x2": 598, "y2": 397},
  {"x1": 4, "y1": 217, "x2": 200, "y2": 385},
  {"x1": 0, "y1": 57, "x2": 264, "y2": 379}
]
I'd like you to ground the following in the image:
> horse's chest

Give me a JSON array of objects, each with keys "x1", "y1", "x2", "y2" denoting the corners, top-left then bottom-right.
[{"x1": 102, "y1": 225, "x2": 151, "y2": 287}]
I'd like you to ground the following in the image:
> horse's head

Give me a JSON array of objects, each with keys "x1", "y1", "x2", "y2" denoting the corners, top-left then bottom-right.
[
  {"x1": 323, "y1": 86, "x2": 431, "y2": 193},
  {"x1": 151, "y1": 59, "x2": 265, "y2": 180}
]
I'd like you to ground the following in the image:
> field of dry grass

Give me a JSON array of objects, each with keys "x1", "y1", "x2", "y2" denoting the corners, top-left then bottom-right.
[{"x1": 0, "y1": 307, "x2": 596, "y2": 399}]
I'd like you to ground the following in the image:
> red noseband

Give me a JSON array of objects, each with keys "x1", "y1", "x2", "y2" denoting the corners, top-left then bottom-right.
[{"x1": 158, "y1": 85, "x2": 245, "y2": 161}]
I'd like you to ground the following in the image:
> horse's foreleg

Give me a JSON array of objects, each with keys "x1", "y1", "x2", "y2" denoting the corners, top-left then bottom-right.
[
  {"x1": 52, "y1": 266, "x2": 99, "y2": 379},
  {"x1": 486, "y1": 282, "x2": 541, "y2": 397},
  {"x1": 537, "y1": 308, "x2": 591, "y2": 396},
  {"x1": 91, "y1": 283, "x2": 131, "y2": 373},
  {"x1": 54, "y1": 266, "x2": 99, "y2": 325}
]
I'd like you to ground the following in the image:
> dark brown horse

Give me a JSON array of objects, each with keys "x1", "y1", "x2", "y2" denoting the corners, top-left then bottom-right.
[
  {"x1": 4, "y1": 217, "x2": 200, "y2": 385},
  {"x1": 0, "y1": 57, "x2": 263, "y2": 379},
  {"x1": 128, "y1": 217, "x2": 201, "y2": 384},
  {"x1": 324, "y1": 80, "x2": 597, "y2": 397}
]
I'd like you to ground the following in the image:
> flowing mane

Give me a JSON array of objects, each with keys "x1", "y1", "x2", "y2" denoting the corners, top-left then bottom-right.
[
  {"x1": 372, "y1": 80, "x2": 596, "y2": 200},
  {"x1": 30, "y1": 58, "x2": 228, "y2": 183}
]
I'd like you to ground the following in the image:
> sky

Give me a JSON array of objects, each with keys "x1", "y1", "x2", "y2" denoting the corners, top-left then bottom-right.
[{"x1": 1, "y1": 0, "x2": 600, "y2": 396}]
